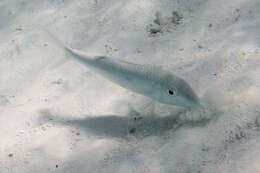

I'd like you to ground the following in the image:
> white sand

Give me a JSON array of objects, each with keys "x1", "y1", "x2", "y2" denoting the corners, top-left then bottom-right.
[{"x1": 1, "y1": 0, "x2": 260, "y2": 172}]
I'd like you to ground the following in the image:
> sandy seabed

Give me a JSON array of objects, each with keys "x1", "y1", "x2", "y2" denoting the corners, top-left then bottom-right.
[{"x1": 0, "y1": 0, "x2": 260, "y2": 172}]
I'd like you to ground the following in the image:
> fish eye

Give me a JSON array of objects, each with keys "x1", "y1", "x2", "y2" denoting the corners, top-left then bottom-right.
[{"x1": 168, "y1": 89, "x2": 175, "y2": 95}]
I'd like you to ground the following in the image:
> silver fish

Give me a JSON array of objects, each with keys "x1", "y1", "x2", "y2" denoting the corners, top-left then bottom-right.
[{"x1": 46, "y1": 30, "x2": 200, "y2": 109}]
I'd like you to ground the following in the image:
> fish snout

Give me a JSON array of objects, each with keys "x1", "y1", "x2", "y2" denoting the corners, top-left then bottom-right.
[
  {"x1": 189, "y1": 100, "x2": 201, "y2": 109},
  {"x1": 184, "y1": 92, "x2": 201, "y2": 109}
]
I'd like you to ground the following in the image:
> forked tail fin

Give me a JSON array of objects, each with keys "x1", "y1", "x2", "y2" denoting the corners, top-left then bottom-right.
[
  {"x1": 41, "y1": 26, "x2": 97, "y2": 69},
  {"x1": 41, "y1": 26, "x2": 69, "y2": 51},
  {"x1": 40, "y1": 26, "x2": 76, "y2": 68}
]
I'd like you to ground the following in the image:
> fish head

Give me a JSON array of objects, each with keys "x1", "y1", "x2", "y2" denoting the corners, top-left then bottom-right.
[{"x1": 157, "y1": 74, "x2": 200, "y2": 109}]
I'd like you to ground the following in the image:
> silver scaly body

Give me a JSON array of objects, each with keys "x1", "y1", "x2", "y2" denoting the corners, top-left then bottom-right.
[{"x1": 45, "y1": 29, "x2": 200, "y2": 109}]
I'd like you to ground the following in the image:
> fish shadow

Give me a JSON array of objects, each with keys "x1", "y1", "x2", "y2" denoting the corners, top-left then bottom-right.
[{"x1": 39, "y1": 108, "x2": 212, "y2": 140}]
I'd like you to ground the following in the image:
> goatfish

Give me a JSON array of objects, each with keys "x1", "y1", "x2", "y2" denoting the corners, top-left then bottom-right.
[{"x1": 45, "y1": 30, "x2": 200, "y2": 109}]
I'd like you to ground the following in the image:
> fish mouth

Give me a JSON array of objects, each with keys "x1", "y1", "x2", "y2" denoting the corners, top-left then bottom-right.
[
  {"x1": 170, "y1": 97, "x2": 200, "y2": 109},
  {"x1": 182, "y1": 95, "x2": 201, "y2": 109},
  {"x1": 189, "y1": 101, "x2": 201, "y2": 109},
  {"x1": 185, "y1": 90, "x2": 201, "y2": 109}
]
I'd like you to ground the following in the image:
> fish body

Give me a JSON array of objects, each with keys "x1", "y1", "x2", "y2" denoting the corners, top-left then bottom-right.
[
  {"x1": 46, "y1": 30, "x2": 200, "y2": 109},
  {"x1": 65, "y1": 47, "x2": 200, "y2": 109}
]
